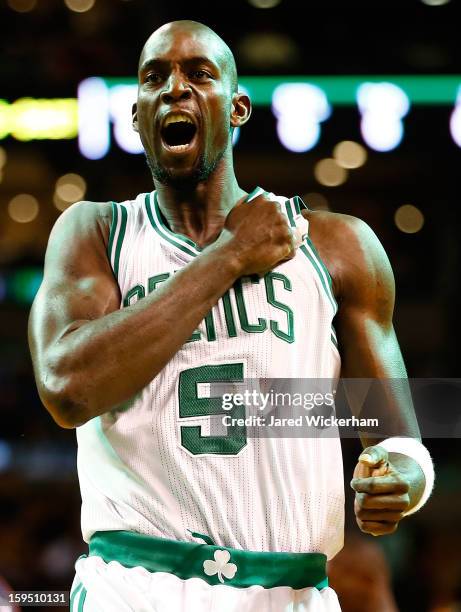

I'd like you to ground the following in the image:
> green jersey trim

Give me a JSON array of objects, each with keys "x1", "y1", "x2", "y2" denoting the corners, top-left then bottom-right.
[
  {"x1": 145, "y1": 192, "x2": 200, "y2": 258},
  {"x1": 70, "y1": 582, "x2": 84, "y2": 612},
  {"x1": 78, "y1": 588, "x2": 87, "y2": 612},
  {"x1": 245, "y1": 186, "x2": 264, "y2": 202},
  {"x1": 284, "y1": 197, "x2": 338, "y2": 315},
  {"x1": 114, "y1": 204, "x2": 127, "y2": 280},
  {"x1": 304, "y1": 236, "x2": 337, "y2": 313},
  {"x1": 107, "y1": 202, "x2": 127, "y2": 280},
  {"x1": 107, "y1": 201, "x2": 118, "y2": 260},
  {"x1": 88, "y1": 530, "x2": 328, "y2": 590},
  {"x1": 300, "y1": 242, "x2": 337, "y2": 314},
  {"x1": 145, "y1": 188, "x2": 264, "y2": 258}
]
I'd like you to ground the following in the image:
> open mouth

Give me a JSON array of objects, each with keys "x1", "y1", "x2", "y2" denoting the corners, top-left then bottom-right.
[{"x1": 161, "y1": 118, "x2": 197, "y2": 151}]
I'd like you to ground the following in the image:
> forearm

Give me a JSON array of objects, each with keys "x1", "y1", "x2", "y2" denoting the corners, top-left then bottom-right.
[{"x1": 42, "y1": 242, "x2": 240, "y2": 426}]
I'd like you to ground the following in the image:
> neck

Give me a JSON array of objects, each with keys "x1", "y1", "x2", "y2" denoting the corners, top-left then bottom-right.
[{"x1": 153, "y1": 154, "x2": 247, "y2": 248}]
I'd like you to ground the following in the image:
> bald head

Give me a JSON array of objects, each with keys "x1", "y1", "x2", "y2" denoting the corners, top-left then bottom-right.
[{"x1": 139, "y1": 20, "x2": 238, "y2": 94}]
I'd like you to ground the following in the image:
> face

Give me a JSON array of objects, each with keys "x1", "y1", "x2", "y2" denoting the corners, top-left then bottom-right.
[{"x1": 133, "y1": 25, "x2": 250, "y2": 187}]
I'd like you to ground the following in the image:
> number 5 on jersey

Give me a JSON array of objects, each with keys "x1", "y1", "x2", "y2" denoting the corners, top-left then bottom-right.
[{"x1": 179, "y1": 363, "x2": 246, "y2": 456}]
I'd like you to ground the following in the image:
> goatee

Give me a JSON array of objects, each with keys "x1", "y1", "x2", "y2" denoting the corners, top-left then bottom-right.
[{"x1": 145, "y1": 148, "x2": 226, "y2": 189}]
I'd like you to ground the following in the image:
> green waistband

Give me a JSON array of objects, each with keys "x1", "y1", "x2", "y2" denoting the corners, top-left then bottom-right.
[{"x1": 89, "y1": 530, "x2": 328, "y2": 590}]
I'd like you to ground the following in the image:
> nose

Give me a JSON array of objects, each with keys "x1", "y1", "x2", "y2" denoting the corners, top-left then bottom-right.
[{"x1": 161, "y1": 72, "x2": 192, "y2": 104}]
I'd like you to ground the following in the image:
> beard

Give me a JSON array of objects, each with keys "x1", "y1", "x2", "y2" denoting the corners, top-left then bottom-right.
[{"x1": 145, "y1": 145, "x2": 227, "y2": 189}]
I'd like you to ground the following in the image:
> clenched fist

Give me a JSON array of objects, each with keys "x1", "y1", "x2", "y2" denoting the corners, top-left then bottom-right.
[
  {"x1": 218, "y1": 193, "x2": 304, "y2": 277},
  {"x1": 351, "y1": 445, "x2": 411, "y2": 536}
]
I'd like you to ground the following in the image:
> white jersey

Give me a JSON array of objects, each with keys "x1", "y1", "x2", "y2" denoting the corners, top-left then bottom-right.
[{"x1": 76, "y1": 187, "x2": 344, "y2": 560}]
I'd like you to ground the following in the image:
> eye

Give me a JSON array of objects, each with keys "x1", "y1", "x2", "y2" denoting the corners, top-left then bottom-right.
[
  {"x1": 145, "y1": 73, "x2": 163, "y2": 84},
  {"x1": 191, "y1": 70, "x2": 211, "y2": 80}
]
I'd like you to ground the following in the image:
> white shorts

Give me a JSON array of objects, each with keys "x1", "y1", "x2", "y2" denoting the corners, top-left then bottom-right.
[{"x1": 70, "y1": 531, "x2": 341, "y2": 612}]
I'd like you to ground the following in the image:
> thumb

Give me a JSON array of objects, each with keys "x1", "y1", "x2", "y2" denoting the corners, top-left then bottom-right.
[{"x1": 359, "y1": 445, "x2": 388, "y2": 467}]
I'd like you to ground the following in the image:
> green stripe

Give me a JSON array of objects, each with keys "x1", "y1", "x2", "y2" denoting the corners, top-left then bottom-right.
[
  {"x1": 145, "y1": 193, "x2": 199, "y2": 258},
  {"x1": 244, "y1": 186, "x2": 264, "y2": 202},
  {"x1": 89, "y1": 530, "x2": 328, "y2": 590},
  {"x1": 145, "y1": 188, "x2": 265, "y2": 257},
  {"x1": 113, "y1": 204, "x2": 127, "y2": 279},
  {"x1": 300, "y1": 243, "x2": 337, "y2": 313},
  {"x1": 293, "y1": 195, "x2": 306, "y2": 213},
  {"x1": 302, "y1": 238, "x2": 337, "y2": 314},
  {"x1": 289, "y1": 193, "x2": 337, "y2": 314},
  {"x1": 305, "y1": 236, "x2": 334, "y2": 292},
  {"x1": 284, "y1": 199, "x2": 296, "y2": 227},
  {"x1": 331, "y1": 333, "x2": 338, "y2": 348},
  {"x1": 78, "y1": 587, "x2": 87, "y2": 612},
  {"x1": 154, "y1": 192, "x2": 202, "y2": 252},
  {"x1": 107, "y1": 201, "x2": 118, "y2": 262},
  {"x1": 70, "y1": 583, "x2": 83, "y2": 612}
]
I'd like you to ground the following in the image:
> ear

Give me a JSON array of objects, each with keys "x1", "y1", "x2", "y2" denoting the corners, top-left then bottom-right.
[
  {"x1": 230, "y1": 91, "x2": 251, "y2": 129},
  {"x1": 132, "y1": 102, "x2": 139, "y2": 133}
]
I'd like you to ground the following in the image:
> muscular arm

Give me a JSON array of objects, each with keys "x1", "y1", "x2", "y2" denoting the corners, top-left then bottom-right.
[
  {"x1": 307, "y1": 211, "x2": 425, "y2": 526},
  {"x1": 29, "y1": 196, "x2": 295, "y2": 429}
]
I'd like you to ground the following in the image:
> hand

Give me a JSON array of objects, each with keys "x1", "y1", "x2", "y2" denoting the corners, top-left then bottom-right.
[
  {"x1": 219, "y1": 194, "x2": 297, "y2": 277},
  {"x1": 351, "y1": 445, "x2": 410, "y2": 536}
]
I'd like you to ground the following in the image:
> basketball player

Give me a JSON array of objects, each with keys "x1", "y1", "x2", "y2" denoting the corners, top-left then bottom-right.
[{"x1": 28, "y1": 20, "x2": 434, "y2": 611}]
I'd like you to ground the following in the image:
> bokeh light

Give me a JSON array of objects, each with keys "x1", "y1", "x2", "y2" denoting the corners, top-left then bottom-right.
[
  {"x1": 333, "y1": 141, "x2": 368, "y2": 169},
  {"x1": 53, "y1": 193, "x2": 72, "y2": 212},
  {"x1": 7, "y1": 0, "x2": 36, "y2": 12},
  {"x1": 314, "y1": 159, "x2": 348, "y2": 187},
  {"x1": 421, "y1": 0, "x2": 450, "y2": 5},
  {"x1": 302, "y1": 193, "x2": 330, "y2": 211},
  {"x1": 247, "y1": 0, "x2": 282, "y2": 7},
  {"x1": 8, "y1": 194, "x2": 39, "y2": 223},
  {"x1": 394, "y1": 204, "x2": 425, "y2": 233},
  {"x1": 55, "y1": 173, "x2": 86, "y2": 203},
  {"x1": 0, "y1": 147, "x2": 6, "y2": 169},
  {"x1": 64, "y1": 0, "x2": 95, "y2": 12}
]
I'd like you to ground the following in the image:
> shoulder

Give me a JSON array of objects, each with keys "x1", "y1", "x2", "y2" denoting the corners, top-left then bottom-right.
[
  {"x1": 43, "y1": 201, "x2": 116, "y2": 278},
  {"x1": 48, "y1": 200, "x2": 113, "y2": 251},
  {"x1": 301, "y1": 208, "x2": 394, "y2": 303}
]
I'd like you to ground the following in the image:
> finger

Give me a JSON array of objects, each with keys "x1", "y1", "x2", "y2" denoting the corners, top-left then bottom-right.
[
  {"x1": 359, "y1": 445, "x2": 388, "y2": 468},
  {"x1": 351, "y1": 475, "x2": 410, "y2": 495},
  {"x1": 357, "y1": 520, "x2": 399, "y2": 536},
  {"x1": 355, "y1": 492, "x2": 410, "y2": 511},
  {"x1": 354, "y1": 460, "x2": 372, "y2": 479},
  {"x1": 356, "y1": 509, "x2": 404, "y2": 522}
]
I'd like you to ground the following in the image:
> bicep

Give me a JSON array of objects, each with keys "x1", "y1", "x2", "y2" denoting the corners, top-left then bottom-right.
[
  {"x1": 28, "y1": 202, "x2": 120, "y2": 368},
  {"x1": 333, "y1": 218, "x2": 419, "y2": 440},
  {"x1": 334, "y1": 218, "x2": 405, "y2": 379}
]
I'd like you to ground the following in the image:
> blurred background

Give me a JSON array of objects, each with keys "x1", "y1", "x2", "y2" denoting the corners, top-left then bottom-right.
[{"x1": 1, "y1": 0, "x2": 461, "y2": 610}]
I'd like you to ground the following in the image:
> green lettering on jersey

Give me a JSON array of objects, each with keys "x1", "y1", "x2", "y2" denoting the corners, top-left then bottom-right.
[
  {"x1": 234, "y1": 276, "x2": 267, "y2": 333},
  {"x1": 187, "y1": 329, "x2": 202, "y2": 343},
  {"x1": 264, "y1": 272, "x2": 295, "y2": 344},
  {"x1": 204, "y1": 311, "x2": 216, "y2": 342},
  {"x1": 123, "y1": 284, "x2": 145, "y2": 306},
  {"x1": 147, "y1": 271, "x2": 200, "y2": 342},
  {"x1": 179, "y1": 363, "x2": 246, "y2": 455},
  {"x1": 222, "y1": 290, "x2": 237, "y2": 338},
  {"x1": 148, "y1": 272, "x2": 170, "y2": 292}
]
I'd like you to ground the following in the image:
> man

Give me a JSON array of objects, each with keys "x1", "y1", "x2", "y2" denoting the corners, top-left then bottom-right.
[{"x1": 28, "y1": 20, "x2": 434, "y2": 611}]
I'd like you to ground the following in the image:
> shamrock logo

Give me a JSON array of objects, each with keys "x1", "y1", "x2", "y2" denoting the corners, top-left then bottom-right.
[{"x1": 203, "y1": 549, "x2": 237, "y2": 584}]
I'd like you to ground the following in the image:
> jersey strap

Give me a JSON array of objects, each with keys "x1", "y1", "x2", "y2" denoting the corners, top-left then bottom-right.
[
  {"x1": 88, "y1": 530, "x2": 329, "y2": 590},
  {"x1": 107, "y1": 201, "x2": 128, "y2": 280},
  {"x1": 285, "y1": 196, "x2": 338, "y2": 317}
]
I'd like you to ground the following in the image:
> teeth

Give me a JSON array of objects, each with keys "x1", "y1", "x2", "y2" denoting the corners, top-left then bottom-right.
[
  {"x1": 168, "y1": 144, "x2": 191, "y2": 151},
  {"x1": 164, "y1": 114, "x2": 194, "y2": 127}
]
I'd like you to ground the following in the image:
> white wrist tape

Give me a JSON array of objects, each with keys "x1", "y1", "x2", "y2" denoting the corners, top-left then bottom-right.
[{"x1": 376, "y1": 437, "x2": 435, "y2": 516}]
